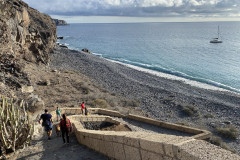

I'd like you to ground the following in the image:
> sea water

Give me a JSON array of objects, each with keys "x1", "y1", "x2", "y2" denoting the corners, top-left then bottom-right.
[{"x1": 57, "y1": 22, "x2": 240, "y2": 93}]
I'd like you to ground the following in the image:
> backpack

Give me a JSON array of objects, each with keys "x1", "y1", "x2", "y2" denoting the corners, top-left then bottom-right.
[
  {"x1": 43, "y1": 120, "x2": 50, "y2": 126},
  {"x1": 61, "y1": 119, "x2": 72, "y2": 132}
]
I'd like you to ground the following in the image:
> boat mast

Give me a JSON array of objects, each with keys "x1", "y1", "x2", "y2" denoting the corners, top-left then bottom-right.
[{"x1": 218, "y1": 25, "x2": 220, "y2": 39}]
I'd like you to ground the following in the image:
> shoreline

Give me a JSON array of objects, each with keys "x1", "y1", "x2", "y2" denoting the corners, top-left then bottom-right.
[
  {"x1": 51, "y1": 46, "x2": 240, "y2": 153},
  {"x1": 62, "y1": 44, "x2": 240, "y2": 94},
  {"x1": 51, "y1": 46, "x2": 240, "y2": 118},
  {"x1": 65, "y1": 44, "x2": 240, "y2": 94},
  {"x1": 107, "y1": 59, "x2": 239, "y2": 94}
]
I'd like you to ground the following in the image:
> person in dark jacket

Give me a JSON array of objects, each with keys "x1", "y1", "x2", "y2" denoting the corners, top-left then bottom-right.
[
  {"x1": 39, "y1": 109, "x2": 53, "y2": 140},
  {"x1": 60, "y1": 114, "x2": 71, "y2": 144}
]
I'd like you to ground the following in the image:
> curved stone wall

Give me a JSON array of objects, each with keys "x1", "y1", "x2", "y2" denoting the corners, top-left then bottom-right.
[{"x1": 51, "y1": 108, "x2": 240, "y2": 160}]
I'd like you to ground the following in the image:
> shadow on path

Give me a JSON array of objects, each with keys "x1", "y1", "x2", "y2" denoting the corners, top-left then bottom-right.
[{"x1": 17, "y1": 123, "x2": 108, "y2": 160}]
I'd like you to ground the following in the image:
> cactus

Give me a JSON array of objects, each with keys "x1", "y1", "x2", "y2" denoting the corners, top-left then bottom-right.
[{"x1": 0, "y1": 96, "x2": 34, "y2": 156}]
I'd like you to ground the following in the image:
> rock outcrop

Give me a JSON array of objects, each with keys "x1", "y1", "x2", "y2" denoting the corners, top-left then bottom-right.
[
  {"x1": 52, "y1": 18, "x2": 67, "y2": 26},
  {"x1": 0, "y1": 0, "x2": 56, "y2": 101},
  {"x1": 0, "y1": 0, "x2": 57, "y2": 64}
]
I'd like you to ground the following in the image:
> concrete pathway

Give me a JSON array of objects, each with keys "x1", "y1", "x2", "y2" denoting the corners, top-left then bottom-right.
[{"x1": 16, "y1": 123, "x2": 108, "y2": 160}]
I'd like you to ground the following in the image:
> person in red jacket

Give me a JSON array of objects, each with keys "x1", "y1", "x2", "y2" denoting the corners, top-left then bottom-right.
[
  {"x1": 60, "y1": 114, "x2": 71, "y2": 144},
  {"x1": 81, "y1": 101, "x2": 85, "y2": 115}
]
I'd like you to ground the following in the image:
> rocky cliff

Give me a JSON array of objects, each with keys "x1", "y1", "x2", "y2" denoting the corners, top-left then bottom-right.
[
  {"x1": 0, "y1": 0, "x2": 56, "y2": 98},
  {"x1": 0, "y1": 0, "x2": 56, "y2": 64},
  {"x1": 52, "y1": 18, "x2": 67, "y2": 26}
]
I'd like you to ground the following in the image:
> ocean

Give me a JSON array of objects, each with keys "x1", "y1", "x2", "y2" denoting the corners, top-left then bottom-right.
[{"x1": 57, "y1": 22, "x2": 240, "y2": 93}]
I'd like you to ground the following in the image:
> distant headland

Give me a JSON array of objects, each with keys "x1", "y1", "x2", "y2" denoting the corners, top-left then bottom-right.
[{"x1": 52, "y1": 18, "x2": 68, "y2": 26}]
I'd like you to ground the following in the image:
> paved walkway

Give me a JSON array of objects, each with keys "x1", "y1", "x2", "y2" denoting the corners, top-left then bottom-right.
[{"x1": 16, "y1": 123, "x2": 108, "y2": 160}]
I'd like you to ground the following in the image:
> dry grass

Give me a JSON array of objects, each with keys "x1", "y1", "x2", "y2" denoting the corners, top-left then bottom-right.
[
  {"x1": 63, "y1": 70, "x2": 76, "y2": 74},
  {"x1": 180, "y1": 104, "x2": 199, "y2": 117},
  {"x1": 80, "y1": 85, "x2": 90, "y2": 94},
  {"x1": 215, "y1": 125, "x2": 239, "y2": 139},
  {"x1": 89, "y1": 99, "x2": 110, "y2": 108},
  {"x1": 204, "y1": 113, "x2": 214, "y2": 118},
  {"x1": 162, "y1": 97, "x2": 173, "y2": 102},
  {"x1": 22, "y1": 63, "x2": 144, "y2": 115},
  {"x1": 209, "y1": 136, "x2": 236, "y2": 153},
  {"x1": 176, "y1": 121, "x2": 189, "y2": 126},
  {"x1": 123, "y1": 99, "x2": 140, "y2": 108}
]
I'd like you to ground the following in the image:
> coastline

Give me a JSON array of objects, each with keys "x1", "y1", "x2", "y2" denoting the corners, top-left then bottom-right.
[
  {"x1": 107, "y1": 59, "x2": 239, "y2": 94},
  {"x1": 50, "y1": 46, "x2": 240, "y2": 153},
  {"x1": 66, "y1": 43, "x2": 240, "y2": 94}
]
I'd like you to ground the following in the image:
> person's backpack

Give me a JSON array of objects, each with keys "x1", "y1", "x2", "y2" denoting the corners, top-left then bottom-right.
[
  {"x1": 43, "y1": 120, "x2": 50, "y2": 126},
  {"x1": 61, "y1": 119, "x2": 72, "y2": 132}
]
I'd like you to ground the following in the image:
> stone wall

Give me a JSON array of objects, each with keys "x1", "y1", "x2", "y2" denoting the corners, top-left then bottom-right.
[
  {"x1": 53, "y1": 108, "x2": 210, "y2": 139},
  {"x1": 51, "y1": 108, "x2": 240, "y2": 160},
  {"x1": 71, "y1": 117, "x2": 240, "y2": 160}
]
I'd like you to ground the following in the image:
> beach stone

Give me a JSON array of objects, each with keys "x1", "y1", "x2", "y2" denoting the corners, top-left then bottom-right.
[
  {"x1": 223, "y1": 121, "x2": 231, "y2": 125},
  {"x1": 82, "y1": 48, "x2": 91, "y2": 54}
]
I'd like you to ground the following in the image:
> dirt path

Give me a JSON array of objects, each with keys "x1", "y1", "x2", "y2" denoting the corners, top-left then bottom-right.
[{"x1": 16, "y1": 123, "x2": 108, "y2": 160}]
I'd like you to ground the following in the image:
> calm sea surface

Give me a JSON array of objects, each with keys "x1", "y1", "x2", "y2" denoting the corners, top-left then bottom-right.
[{"x1": 57, "y1": 22, "x2": 240, "y2": 93}]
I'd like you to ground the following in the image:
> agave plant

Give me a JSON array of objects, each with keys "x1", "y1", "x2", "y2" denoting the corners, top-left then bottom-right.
[{"x1": 0, "y1": 96, "x2": 34, "y2": 156}]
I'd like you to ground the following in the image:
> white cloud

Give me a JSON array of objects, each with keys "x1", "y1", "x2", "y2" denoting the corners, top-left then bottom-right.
[{"x1": 23, "y1": 0, "x2": 240, "y2": 18}]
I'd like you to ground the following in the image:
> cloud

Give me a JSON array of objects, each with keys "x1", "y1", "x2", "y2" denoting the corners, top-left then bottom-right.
[{"x1": 23, "y1": 0, "x2": 240, "y2": 18}]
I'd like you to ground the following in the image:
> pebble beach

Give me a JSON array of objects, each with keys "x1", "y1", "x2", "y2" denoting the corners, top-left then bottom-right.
[{"x1": 50, "y1": 46, "x2": 240, "y2": 154}]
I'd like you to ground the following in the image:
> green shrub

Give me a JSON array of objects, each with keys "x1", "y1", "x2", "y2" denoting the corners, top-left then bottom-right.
[{"x1": 215, "y1": 125, "x2": 238, "y2": 139}]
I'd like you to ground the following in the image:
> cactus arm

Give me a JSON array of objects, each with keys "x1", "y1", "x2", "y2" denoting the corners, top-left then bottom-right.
[
  {"x1": 0, "y1": 124, "x2": 8, "y2": 148},
  {"x1": 0, "y1": 96, "x2": 33, "y2": 154}
]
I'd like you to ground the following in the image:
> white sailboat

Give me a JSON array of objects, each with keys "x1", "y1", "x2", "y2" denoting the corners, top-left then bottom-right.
[{"x1": 210, "y1": 26, "x2": 222, "y2": 43}]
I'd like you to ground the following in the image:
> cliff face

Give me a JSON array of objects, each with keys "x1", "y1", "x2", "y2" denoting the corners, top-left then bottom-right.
[
  {"x1": 0, "y1": 0, "x2": 56, "y2": 64},
  {"x1": 0, "y1": 0, "x2": 56, "y2": 98},
  {"x1": 52, "y1": 19, "x2": 67, "y2": 26}
]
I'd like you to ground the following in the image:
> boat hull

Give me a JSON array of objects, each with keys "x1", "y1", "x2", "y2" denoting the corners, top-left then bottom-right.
[{"x1": 210, "y1": 40, "x2": 222, "y2": 43}]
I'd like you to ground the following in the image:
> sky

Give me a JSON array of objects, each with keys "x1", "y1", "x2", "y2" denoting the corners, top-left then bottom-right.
[{"x1": 23, "y1": 0, "x2": 240, "y2": 23}]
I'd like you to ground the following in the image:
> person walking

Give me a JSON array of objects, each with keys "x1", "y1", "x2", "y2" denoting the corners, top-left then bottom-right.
[
  {"x1": 81, "y1": 102, "x2": 85, "y2": 115},
  {"x1": 39, "y1": 109, "x2": 53, "y2": 140},
  {"x1": 85, "y1": 106, "x2": 89, "y2": 116},
  {"x1": 56, "y1": 107, "x2": 61, "y2": 121},
  {"x1": 60, "y1": 114, "x2": 71, "y2": 144}
]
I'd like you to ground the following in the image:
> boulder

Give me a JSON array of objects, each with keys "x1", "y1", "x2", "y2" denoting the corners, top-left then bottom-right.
[
  {"x1": 82, "y1": 48, "x2": 91, "y2": 54},
  {"x1": 27, "y1": 94, "x2": 45, "y2": 113}
]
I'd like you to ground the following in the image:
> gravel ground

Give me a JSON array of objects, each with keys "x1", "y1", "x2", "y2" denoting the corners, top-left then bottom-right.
[
  {"x1": 50, "y1": 46, "x2": 240, "y2": 154},
  {"x1": 112, "y1": 117, "x2": 193, "y2": 137}
]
